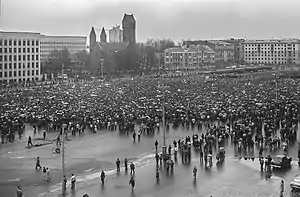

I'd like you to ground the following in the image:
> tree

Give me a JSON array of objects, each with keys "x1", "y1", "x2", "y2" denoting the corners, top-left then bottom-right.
[
  {"x1": 145, "y1": 38, "x2": 175, "y2": 53},
  {"x1": 75, "y1": 50, "x2": 89, "y2": 66},
  {"x1": 48, "y1": 48, "x2": 72, "y2": 72}
]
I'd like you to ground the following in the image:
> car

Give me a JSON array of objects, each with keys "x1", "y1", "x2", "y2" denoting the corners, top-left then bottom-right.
[
  {"x1": 270, "y1": 155, "x2": 292, "y2": 169},
  {"x1": 290, "y1": 174, "x2": 300, "y2": 191}
]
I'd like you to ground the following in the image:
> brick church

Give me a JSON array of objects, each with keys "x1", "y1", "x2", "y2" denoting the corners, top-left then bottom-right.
[{"x1": 88, "y1": 14, "x2": 140, "y2": 73}]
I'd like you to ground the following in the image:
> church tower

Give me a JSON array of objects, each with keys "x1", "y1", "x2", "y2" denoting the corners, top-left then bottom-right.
[
  {"x1": 89, "y1": 27, "x2": 96, "y2": 53},
  {"x1": 122, "y1": 14, "x2": 136, "y2": 44},
  {"x1": 100, "y1": 27, "x2": 107, "y2": 43}
]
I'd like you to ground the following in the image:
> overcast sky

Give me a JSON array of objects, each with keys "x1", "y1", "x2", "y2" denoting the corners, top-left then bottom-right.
[{"x1": 1, "y1": 0, "x2": 300, "y2": 42}]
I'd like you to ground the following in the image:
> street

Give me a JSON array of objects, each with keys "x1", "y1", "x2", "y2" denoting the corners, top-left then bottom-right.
[{"x1": 1, "y1": 123, "x2": 300, "y2": 197}]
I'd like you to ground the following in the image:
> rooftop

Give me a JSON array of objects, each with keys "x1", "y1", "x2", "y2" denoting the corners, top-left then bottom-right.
[{"x1": 243, "y1": 39, "x2": 300, "y2": 44}]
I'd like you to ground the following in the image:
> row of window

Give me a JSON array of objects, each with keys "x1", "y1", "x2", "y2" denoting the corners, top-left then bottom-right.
[
  {"x1": 0, "y1": 70, "x2": 39, "y2": 78},
  {"x1": 244, "y1": 44, "x2": 296, "y2": 47},
  {"x1": 0, "y1": 62, "x2": 39, "y2": 70},
  {"x1": 0, "y1": 47, "x2": 39, "y2": 54},
  {"x1": 0, "y1": 55, "x2": 39, "y2": 62},
  {"x1": 244, "y1": 58, "x2": 295, "y2": 61},
  {"x1": 0, "y1": 39, "x2": 39, "y2": 46}
]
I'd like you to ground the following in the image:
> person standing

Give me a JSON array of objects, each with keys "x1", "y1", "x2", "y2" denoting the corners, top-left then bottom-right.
[
  {"x1": 154, "y1": 140, "x2": 159, "y2": 153},
  {"x1": 27, "y1": 136, "x2": 33, "y2": 147}
]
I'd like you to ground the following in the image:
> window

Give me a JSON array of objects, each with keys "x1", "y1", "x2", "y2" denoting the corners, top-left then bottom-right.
[
  {"x1": 0, "y1": 48, "x2": 2, "y2": 53},
  {"x1": 36, "y1": 62, "x2": 39, "y2": 68},
  {"x1": 4, "y1": 71, "x2": 7, "y2": 77},
  {"x1": 14, "y1": 48, "x2": 17, "y2": 53},
  {"x1": 32, "y1": 48, "x2": 34, "y2": 53},
  {"x1": 14, "y1": 71, "x2": 17, "y2": 77},
  {"x1": 23, "y1": 71, "x2": 25, "y2": 76},
  {"x1": 27, "y1": 40, "x2": 30, "y2": 46},
  {"x1": 14, "y1": 40, "x2": 17, "y2": 46},
  {"x1": 27, "y1": 48, "x2": 30, "y2": 53},
  {"x1": 18, "y1": 63, "x2": 21, "y2": 69},
  {"x1": 9, "y1": 71, "x2": 12, "y2": 77},
  {"x1": 0, "y1": 39, "x2": 2, "y2": 45},
  {"x1": 36, "y1": 70, "x2": 39, "y2": 75},
  {"x1": 9, "y1": 55, "x2": 12, "y2": 61},
  {"x1": 23, "y1": 63, "x2": 25, "y2": 69},
  {"x1": 4, "y1": 48, "x2": 7, "y2": 53},
  {"x1": 32, "y1": 62, "x2": 34, "y2": 68},
  {"x1": 27, "y1": 70, "x2": 30, "y2": 76},
  {"x1": 9, "y1": 48, "x2": 12, "y2": 53},
  {"x1": 27, "y1": 63, "x2": 30, "y2": 68},
  {"x1": 9, "y1": 40, "x2": 12, "y2": 46},
  {"x1": 18, "y1": 55, "x2": 21, "y2": 61},
  {"x1": 23, "y1": 55, "x2": 26, "y2": 60},
  {"x1": 9, "y1": 63, "x2": 12, "y2": 69},
  {"x1": 0, "y1": 72, "x2": 2, "y2": 78},
  {"x1": 32, "y1": 70, "x2": 34, "y2": 76},
  {"x1": 4, "y1": 40, "x2": 7, "y2": 46},
  {"x1": 18, "y1": 40, "x2": 21, "y2": 46},
  {"x1": 0, "y1": 56, "x2": 2, "y2": 61},
  {"x1": 14, "y1": 63, "x2": 17, "y2": 69},
  {"x1": 36, "y1": 48, "x2": 39, "y2": 53},
  {"x1": 36, "y1": 55, "x2": 39, "y2": 60},
  {"x1": 14, "y1": 55, "x2": 17, "y2": 61},
  {"x1": 32, "y1": 55, "x2": 34, "y2": 61},
  {"x1": 4, "y1": 63, "x2": 7, "y2": 69},
  {"x1": 23, "y1": 48, "x2": 25, "y2": 53},
  {"x1": 27, "y1": 55, "x2": 30, "y2": 61},
  {"x1": 19, "y1": 71, "x2": 21, "y2": 76},
  {"x1": 18, "y1": 48, "x2": 21, "y2": 53},
  {"x1": 32, "y1": 40, "x2": 35, "y2": 46},
  {"x1": 4, "y1": 56, "x2": 7, "y2": 61},
  {"x1": 36, "y1": 41, "x2": 39, "y2": 46},
  {"x1": 0, "y1": 64, "x2": 2, "y2": 69},
  {"x1": 23, "y1": 40, "x2": 26, "y2": 46}
]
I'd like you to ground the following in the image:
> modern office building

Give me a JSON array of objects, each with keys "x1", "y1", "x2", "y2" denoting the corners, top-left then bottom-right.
[
  {"x1": 242, "y1": 39, "x2": 300, "y2": 65},
  {"x1": 40, "y1": 35, "x2": 87, "y2": 62},
  {"x1": 0, "y1": 31, "x2": 41, "y2": 83},
  {"x1": 109, "y1": 25, "x2": 123, "y2": 43}
]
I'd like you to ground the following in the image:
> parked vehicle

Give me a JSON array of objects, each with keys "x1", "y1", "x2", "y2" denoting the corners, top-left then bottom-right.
[{"x1": 270, "y1": 155, "x2": 292, "y2": 169}]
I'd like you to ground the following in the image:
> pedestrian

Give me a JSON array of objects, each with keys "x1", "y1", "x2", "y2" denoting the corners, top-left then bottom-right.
[
  {"x1": 280, "y1": 180, "x2": 284, "y2": 197},
  {"x1": 137, "y1": 130, "x2": 141, "y2": 142},
  {"x1": 43, "y1": 167, "x2": 47, "y2": 180},
  {"x1": 27, "y1": 136, "x2": 33, "y2": 147},
  {"x1": 35, "y1": 157, "x2": 42, "y2": 170},
  {"x1": 124, "y1": 158, "x2": 128, "y2": 172},
  {"x1": 130, "y1": 162, "x2": 135, "y2": 174},
  {"x1": 43, "y1": 131, "x2": 46, "y2": 140},
  {"x1": 155, "y1": 140, "x2": 158, "y2": 153},
  {"x1": 133, "y1": 132, "x2": 136, "y2": 142},
  {"x1": 46, "y1": 167, "x2": 51, "y2": 181},
  {"x1": 116, "y1": 158, "x2": 121, "y2": 172},
  {"x1": 16, "y1": 185, "x2": 23, "y2": 197}
]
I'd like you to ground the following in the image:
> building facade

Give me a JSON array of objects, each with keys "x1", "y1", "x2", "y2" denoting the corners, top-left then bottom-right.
[
  {"x1": 0, "y1": 31, "x2": 41, "y2": 83},
  {"x1": 40, "y1": 35, "x2": 86, "y2": 62},
  {"x1": 223, "y1": 38, "x2": 245, "y2": 63},
  {"x1": 109, "y1": 25, "x2": 123, "y2": 43},
  {"x1": 164, "y1": 46, "x2": 214, "y2": 69},
  {"x1": 184, "y1": 40, "x2": 234, "y2": 67},
  {"x1": 242, "y1": 39, "x2": 300, "y2": 65}
]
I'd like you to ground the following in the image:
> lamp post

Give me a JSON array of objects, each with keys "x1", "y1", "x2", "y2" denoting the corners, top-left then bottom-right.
[
  {"x1": 161, "y1": 83, "x2": 167, "y2": 163},
  {"x1": 61, "y1": 123, "x2": 67, "y2": 196}
]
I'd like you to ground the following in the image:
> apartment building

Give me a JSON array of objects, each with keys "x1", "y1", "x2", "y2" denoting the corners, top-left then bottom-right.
[
  {"x1": 0, "y1": 31, "x2": 41, "y2": 83},
  {"x1": 243, "y1": 39, "x2": 300, "y2": 65},
  {"x1": 164, "y1": 46, "x2": 215, "y2": 69},
  {"x1": 40, "y1": 35, "x2": 87, "y2": 62}
]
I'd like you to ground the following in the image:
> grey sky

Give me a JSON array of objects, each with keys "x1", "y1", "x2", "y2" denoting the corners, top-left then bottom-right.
[{"x1": 1, "y1": 0, "x2": 300, "y2": 42}]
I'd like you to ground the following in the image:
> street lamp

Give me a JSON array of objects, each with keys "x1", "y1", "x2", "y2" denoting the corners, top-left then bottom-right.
[{"x1": 61, "y1": 123, "x2": 67, "y2": 196}]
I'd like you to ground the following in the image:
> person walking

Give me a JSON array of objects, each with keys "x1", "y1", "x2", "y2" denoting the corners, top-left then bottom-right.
[
  {"x1": 280, "y1": 180, "x2": 284, "y2": 197},
  {"x1": 35, "y1": 157, "x2": 42, "y2": 170},
  {"x1": 27, "y1": 136, "x2": 33, "y2": 147}
]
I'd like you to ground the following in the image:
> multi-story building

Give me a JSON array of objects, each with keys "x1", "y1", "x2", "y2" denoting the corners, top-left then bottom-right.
[
  {"x1": 109, "y1": 25, "x2": 123, "y2": 43},
  {"x1": 242, "y1": 39, "x2": 300, "y2": 65},
  {"x1": 223, "y1": 38, "x2": 245, "y2": 63},
  {"x1": 0, "y1": 31, "x2": 41, "y2": 83},
  {"x1": 40, "y1": 35, "x2": 86, "y2": 62},
  {"x1": 184, "y1": 40, "x2": 234, "y2": 67},
  {"x1": 164, "y1": 46, "x2": 215, "y2": 69}
]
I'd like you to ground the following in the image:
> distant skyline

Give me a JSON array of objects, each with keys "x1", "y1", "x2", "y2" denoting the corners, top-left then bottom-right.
[{"x1": 1, "y1": 0, "x2": 300, "y2": 42}]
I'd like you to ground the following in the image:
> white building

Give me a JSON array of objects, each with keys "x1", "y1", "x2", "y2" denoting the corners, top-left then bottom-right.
[
  {"x1": 243, "y1": 39, "x2": 300, "y2": 65},
  {"x1": 109, "y1": 25, "x2": 123, "y2": 43},
  {"x1": 0, "y1": 31, "x2": 41, "y2": 83},
  {"x1": 40, "y1": 35, "x2": 87, "y2": 62}
]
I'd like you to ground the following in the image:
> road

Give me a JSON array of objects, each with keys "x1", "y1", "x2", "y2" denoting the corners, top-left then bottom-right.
[{"x1": 1, "y1": 123, "x2": 300, "y2": 197}]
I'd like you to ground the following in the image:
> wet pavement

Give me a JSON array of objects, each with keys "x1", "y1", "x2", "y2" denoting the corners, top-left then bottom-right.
[{"x1": 1, "y1": 123, "x2": 300, "y2": 197}]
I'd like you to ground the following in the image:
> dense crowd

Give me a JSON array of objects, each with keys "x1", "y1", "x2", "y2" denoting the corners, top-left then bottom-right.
[{"x1": 0, "y1": 72, "x2": 299, "y2": 146}]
